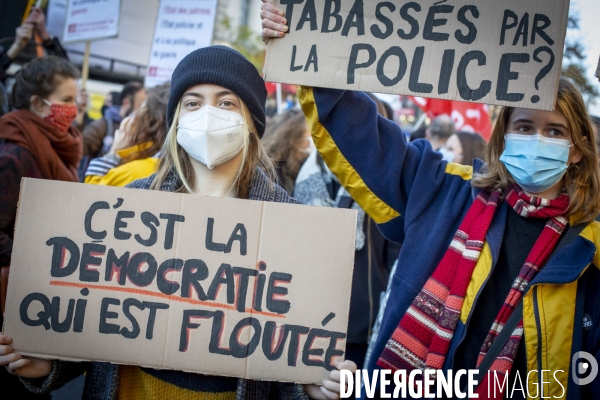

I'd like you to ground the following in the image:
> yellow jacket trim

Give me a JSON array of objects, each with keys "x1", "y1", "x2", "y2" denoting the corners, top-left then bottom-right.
[
  {"x1": 579, "y1": 221, "x2": 600, "y2": 269},
  {"x1": 540, "y1": 282, "x2": 577, "y2": 398},
  {"x1": 460, "y1": 242, "x2": 492, "y2": 324},
  {"x1": 523, "y1": 282, "x2": 577, "y2": 399},
  {"x1": 523, "y1": 289, "x2": 540, "y2": 397},
  {"x1": 298, "y1": 87, "x2": 401, "y2": 225},
  {"x1": 445, "y1": 163, "x2": 473, "y2": 181}
]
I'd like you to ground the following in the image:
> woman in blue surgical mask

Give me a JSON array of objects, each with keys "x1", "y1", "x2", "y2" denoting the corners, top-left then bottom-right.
[
  {"x1": 264, "y1": 9, "x2": 600, "y2": 397},
  {"x1": 475, "y1": 95, "x2": 594, "y2": 203},
  {"x1": 0, "y1": 46, "x2": 356, "y2": 400}
]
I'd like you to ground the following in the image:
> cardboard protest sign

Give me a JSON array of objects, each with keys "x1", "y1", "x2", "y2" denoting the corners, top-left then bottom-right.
[
  {"x1": 63, "y1": 0, "x2": 122, "y2": 43},
  {"x1": 264, "y1": 0, "x2": 570, "y2": 111},
  {"x1": 145, "y1": 0, "x2": 218, "y2": 88},
  {"x1": 4, "y1": 179, "x2": 356, "y2": 384}
]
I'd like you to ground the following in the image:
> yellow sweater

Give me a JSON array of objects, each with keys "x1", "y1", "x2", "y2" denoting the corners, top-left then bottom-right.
[
  {"x1": 84, "y1": 143, "x2": 158, "y2": 187},
  {"x1": 117, "y1": 366, "x2": 237, "y2": 400}
]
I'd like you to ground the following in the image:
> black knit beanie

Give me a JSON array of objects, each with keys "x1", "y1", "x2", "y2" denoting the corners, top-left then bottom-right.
[{"x1": 167, "y1": 46, "x2": 268, "y2": 137}]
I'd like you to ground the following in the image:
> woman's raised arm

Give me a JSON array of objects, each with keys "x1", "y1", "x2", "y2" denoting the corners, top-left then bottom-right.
[{"x1": 260, "y1": 1, "x2": 473, "y2": 243}]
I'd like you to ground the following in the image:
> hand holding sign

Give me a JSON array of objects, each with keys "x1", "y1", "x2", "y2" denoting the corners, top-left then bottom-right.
[
  {"x1": 0, "y1": 335, "x2": 51, "y2": 379},
  {"x1": 262, "y1": 0, "x2": 570, "y2": 111},
  {"x1": 261, "y1": 0, "x2": 288, "y2": 43},
  {"x1": 4, "y1": 179, "x2": 356, "y2": 385},
  {"x1": 304, "y1": 360, "x2": 358, "y2": 400}
]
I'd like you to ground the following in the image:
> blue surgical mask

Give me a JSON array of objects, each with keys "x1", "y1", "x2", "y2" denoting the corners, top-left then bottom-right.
[{"x1": 499, "y1": 134, "x2": 572, "y2": 193}]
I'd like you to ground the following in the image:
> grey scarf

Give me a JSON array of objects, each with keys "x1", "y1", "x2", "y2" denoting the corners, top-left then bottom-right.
[{"x1": 293, "y1": 150, "x2": 365, "y2": 250}]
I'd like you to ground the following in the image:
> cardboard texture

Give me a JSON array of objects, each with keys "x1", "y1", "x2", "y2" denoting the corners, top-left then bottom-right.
[
  {"x1": 264, "y1": 0, "x2": 570, "y2": 111},
  {"x1": 4, "y1": 179, "x2": 357, "y2": 384}
]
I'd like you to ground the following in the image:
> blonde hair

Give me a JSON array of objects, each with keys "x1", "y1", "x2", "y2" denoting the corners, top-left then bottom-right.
[
  {"x1": 150, "y1": 99, "x2": 276, "y2": 199},
  {"x1": 472, "y1": 78, "x2": 600, "y2": 225}
]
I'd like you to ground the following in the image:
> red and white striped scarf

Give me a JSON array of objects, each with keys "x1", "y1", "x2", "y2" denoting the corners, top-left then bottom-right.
[{"x1": 377, "y1": 184, "x2": 569, "y2": 399}]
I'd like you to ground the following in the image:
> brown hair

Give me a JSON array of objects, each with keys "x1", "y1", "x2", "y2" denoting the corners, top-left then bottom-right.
[
  {"x1": 472, "y1": 78, "x2": 600, "y2": 225},
  {"x1": 11, "y1": 56, "x2": 80, "y2": 110},
  {"x1": 150, "y1": 99, "x2": 276, "y2": 199},
  {"x1": 455, "y1": 131, "x2": 486, "y2": 167},
  {"x1": 119, "y1": 81, "x2": 143, "y2": 105},
  {"x1": 261, "y1": 109, "x2": 309, "y2": 191},
  {"x1": 121, "y1": 83, "x2": 170, "y2": 164}
]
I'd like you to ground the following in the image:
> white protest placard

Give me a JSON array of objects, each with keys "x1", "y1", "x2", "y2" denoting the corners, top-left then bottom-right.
[
  {"x1": 264, "y1": 0, "x2": 570, "y2": 111},
  {"x1": 145, "y1": 0, "x2": 218, "y2": 88},
  {"x1": 62, "y1": 0, "x2": 122, "y2": 43},
  {"x1": 4, "y1": 179, "x2": 356, "y2": 384},
  {"x1": 46, "y1": 0, "x2": 68, "y2": 40}
]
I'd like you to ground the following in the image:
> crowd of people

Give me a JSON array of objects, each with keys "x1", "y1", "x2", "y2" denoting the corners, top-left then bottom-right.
[{"x1": 0, "y1": 1, "x2": 599, "y2": 399}]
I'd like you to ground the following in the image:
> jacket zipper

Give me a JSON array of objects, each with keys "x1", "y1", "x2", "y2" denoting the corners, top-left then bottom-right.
[
  {"x1": 367, "y1": 217, "x2": 374, "y2": 340},
  {"x1": 532, "y1": 286, "x2": 544, "y2": 398}
]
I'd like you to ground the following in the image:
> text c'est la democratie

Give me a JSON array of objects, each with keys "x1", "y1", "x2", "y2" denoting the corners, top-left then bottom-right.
[
  {"x1": 283, "y1": 0, "x2": 557, "y2": 104},
  {"x1": 18, "y1": 199, "x2": 345, "y2": 371}
]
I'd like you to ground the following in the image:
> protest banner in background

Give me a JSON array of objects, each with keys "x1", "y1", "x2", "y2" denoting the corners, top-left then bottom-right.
[
  {"x1": 46, "y1": 0, "x2": 68, "y2": 40},
  {"x1": 4, "y1": 179, "x2": 356, "y2": 384},
  {"x1": 264, "y1": 0, "x2": 570, "y2": 111},
  {"x1": 145, "y1": 0, "x2": 218, "y2": 87},
  {"x1": 411, "y1": 97, "x2": 493, "y2": 140},
  {"x1": 62, "y1": 0, "x2": 122, "y2": 43}
]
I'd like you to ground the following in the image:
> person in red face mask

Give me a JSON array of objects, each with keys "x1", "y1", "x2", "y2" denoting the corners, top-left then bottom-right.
[
  {"x1": 0, "y1": 56, "x2": 82, "y2": 182},
  {"x1": 0, "y1": 55, "x2": 82, "y2": 399}
]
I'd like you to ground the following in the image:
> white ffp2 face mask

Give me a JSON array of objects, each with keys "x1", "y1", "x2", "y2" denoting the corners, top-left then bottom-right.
[{"x1": 177, "y1": 105, "x2": 246, "y2": 169}]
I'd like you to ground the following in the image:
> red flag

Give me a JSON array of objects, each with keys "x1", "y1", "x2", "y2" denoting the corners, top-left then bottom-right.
[
  {"x1": 411, "y1": 97, "x2": 493, "y2": 141},
  {"x1": 265, "y1": 83, "x2": 298, "y2": 96}
]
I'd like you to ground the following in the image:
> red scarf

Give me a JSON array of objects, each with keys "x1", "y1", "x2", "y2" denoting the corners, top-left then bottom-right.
[
  {"x1": 0, "y1": 109, "x2": 82, "y2": 181},
  {"x1": 377, "y1": 185, "x2": 569, "y2": 399}
]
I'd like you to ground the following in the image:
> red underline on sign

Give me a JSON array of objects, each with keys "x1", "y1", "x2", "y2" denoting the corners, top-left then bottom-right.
[{"x1": 49, "y1": 280, "x2": 285, "y2": 319}]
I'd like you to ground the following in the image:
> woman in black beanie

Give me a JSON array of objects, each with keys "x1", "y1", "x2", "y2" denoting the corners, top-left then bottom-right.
[
  {"x1": 1, "y1": 46, "x2": 355, "y2": 400},
  {"x1": 144, "y1": 45, "x2": 277, "y2": 199}
]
